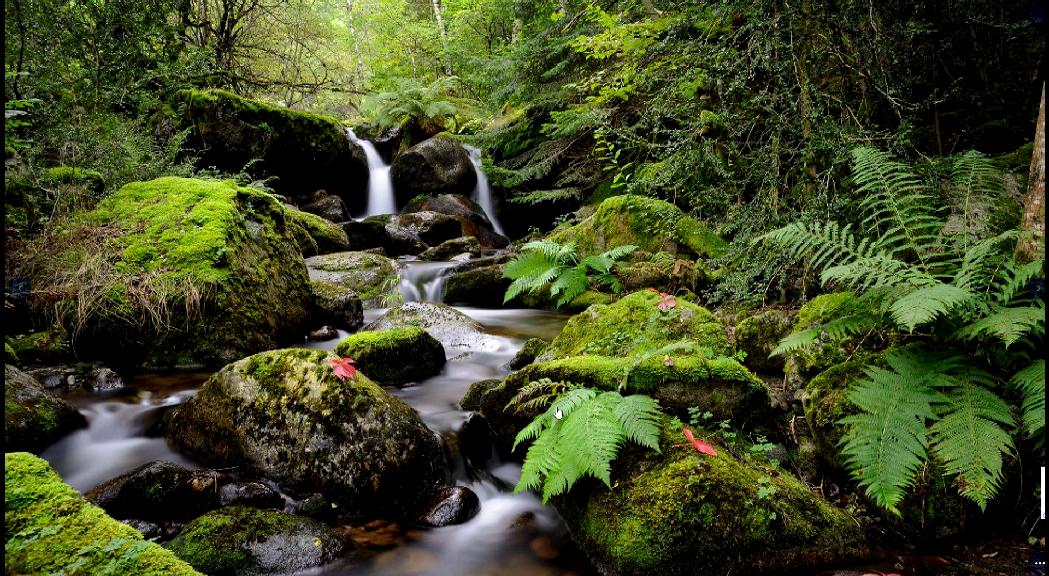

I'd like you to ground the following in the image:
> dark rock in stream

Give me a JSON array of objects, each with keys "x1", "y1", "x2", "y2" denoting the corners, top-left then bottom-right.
[
  {"x1": 383, "y1": 222, "x2": 429, "y2": 256},
  {"x1": 402, "y1": 194, "x2": 510, "y2": 249},
  {"x1": 416, "y1": 486, "x2": 480, "y2": 527},
  {"x1": 85, "y1": 460, "x2": 220, "y2": 522},
  {"x1": 122, "y1": 518, "x2": 185, "y2": 541},
  {"x1": 218, "y1": 481, "x2": 284, "y2": 509},
  {"x1": 508, "y1": 338, "x2": 547, "y2": 370},
  {"x1": 442, "y1": 264, "x2": 511, "y2": 307},
  {"x1": 166, "y1": 506, "x2": 346, "y2": 576},
  {"x1": 306, "y1": 325, "x2": 340, "y2": 342},
  {"x1": 390, "y1": 211, "x2": 463, "y2": 246},
  {"x1": 5, "y1": 364, "x2": 87, "y2": 454},
  {"x1": 300, "y1": 192, "x2": 350, "y2": 223},
  {"x1": 333, "y1": 327, "x2": 446, "y2": 386},
  {"x1": 391, "y1": 135, "x2": 477, "y2": 207},
  {"x1": 418, "y1": 236, "x2": 482, "y2": 261},
  {"x1": 27, "y1": 364, "x2": 124, "y2": 393},
  {"x1": 457, "y1": 413, "x2": 493, "y2": 466}
]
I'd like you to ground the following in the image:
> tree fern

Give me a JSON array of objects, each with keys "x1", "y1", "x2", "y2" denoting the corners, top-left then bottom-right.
[
  {"x1": 512, "y1": 388, "x2": 663, "y2": 502},
  {"x1": 502, "y1": 239, "x2": 637, "y2": 307}
]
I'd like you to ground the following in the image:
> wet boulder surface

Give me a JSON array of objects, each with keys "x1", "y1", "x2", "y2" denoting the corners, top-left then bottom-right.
[
  {"x1": 333, "y1": 327, "x2": 446, "y2": 386},
  {"x1": 391, "y1": 135, "x2": 477, "y2": 206},
  {"x1": 5, "y1": 364, "x2": 86, "y2": 454}
]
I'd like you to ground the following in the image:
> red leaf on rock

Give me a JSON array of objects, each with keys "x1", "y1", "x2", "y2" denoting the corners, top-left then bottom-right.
[
  {"x1": 329, "y1": 357, "x2": 357, "y2": 380},
  {"x1": 682, "y1": 427, "x2": 717, "y2": 456}
]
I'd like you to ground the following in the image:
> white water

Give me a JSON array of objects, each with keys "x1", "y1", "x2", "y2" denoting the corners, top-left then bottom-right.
[
  {"x1": 464, "y1": 145, "x2": 505, "y2": 236},
  {"x1": 347, "y1": 128, "x2": 397, "y2": 217},
  {"x1": 397, "y1": 260, "x2": 458, "y2": 303}
]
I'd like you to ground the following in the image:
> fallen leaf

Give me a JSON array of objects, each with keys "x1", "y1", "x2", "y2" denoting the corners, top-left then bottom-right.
[
  {"x1": 329, "y1": 357, "x2": 357, "y2": 380},
  {"x1": 682, "y1": 427, "x2": 717, "y2": 456}
]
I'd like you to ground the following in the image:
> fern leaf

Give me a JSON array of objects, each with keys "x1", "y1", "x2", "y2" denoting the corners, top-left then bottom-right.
[
  {"x1": 1010, "y1": 360, "x2": 1045, "y2": 438},
  {"x1": 839, "y1": 350, "x2": 946, "y2": 514},
  {"x1": 954, "y1": 302, "x2": 1045, "y2": 347},
  {"x1": 889, "y1": 283, "x2": 976, "y2": 332},
  {"x1": 930, "y1": 382, "x2": 1015, "y2": 510},
  {"x1": 551, "y1": 266, "x2": 588, "y2": 307},
  {"x1": 516, "y1": 422, "x2": 563, "y2": 492},
  {"x1": 996, "y1": 258, "x2": 1044, "y2": 304},
  {"x1": 559, "y1": 393, "x2": 625, "y2": 490},
  {"x1": 601, "y1": 244, "x2": 638, "y2": 262},
  {"x1": 612, "y1": 394, "x2": 663, "y2": 452}
]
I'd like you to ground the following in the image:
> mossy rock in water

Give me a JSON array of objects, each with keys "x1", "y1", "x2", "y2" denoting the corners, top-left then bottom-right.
[
  {"x1": 538, "y1": 290, "x2": 732, "y2": 361},
  {"x1": 309, "y1": 280, "x2": 364, "y2": 330},
  {"x1": 173, "y1": 89, "x2": 368, "y2": 211},
  {"x1": 508, "y1": 337, "x2": 547, "y2": 370},
  {"x1": 166, "y1": 506, "x2": 344, "y2": 576},
  {"x1": 306, "y1": 250, "x2": 400, "y2": 308},
  {"x1": 734, "y1": 308, "x2": 794, "y2": 374},
  {"x1": 5, "y1": 364, "x2": 86, "y2": 453},
  {"x1": 333, "y1": 327, "x2": 446, "y2": 386},
  {"x1": 443, "y1": 264, "x2": 511, "y2": 307},
  {"x1": 554, "y1": 430, "x2": 871, "y2": 575},
  {"x1": 286, "y1": 207, "x2": 350, "y2": 255},
  {"x1": 85, "y1": 460, "x2": 219, "y2": 522},
  {"x1": 459, "y1": 378, "x2": 502, "y2": 412},
  {"x1": 163, "y1": 348, "x2": 447, "y2": 519},
  {"x1": 365, "y1": 302, "x2": 502, "y2": 357},
  {"x1": 7, "y1": 329, "x2": 72, "y2": 365},
  {"x1": 22, "y1": 177, "x2": 312, "y2": 368},
  {"x1": 5, "y1": 452, "x2": 202, "y2": 575},
  {"x1": 548, "y1": 194, "x2": 726, "y2": 259}
]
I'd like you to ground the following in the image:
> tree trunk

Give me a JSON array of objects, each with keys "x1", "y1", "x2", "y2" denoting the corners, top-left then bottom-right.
[
  {"x1": 1016, "y1": 83, "x2": 1045, "y2": 263},
  {"x1": 430, "y1": 0, "x2": 453, "y2": 77}
]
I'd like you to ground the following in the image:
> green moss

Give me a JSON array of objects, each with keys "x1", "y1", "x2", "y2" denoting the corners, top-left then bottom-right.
[
  {"x1": 557, "y1": 429, "x2": 866, "y2": 575},
  {"x1": 7, "y1": 330, "x2": 71, "y2": 365},
  {"x1": 5, "y1": 365, "x2": 85, "y2": 453},
  {"x1": 5, "y1": 453, "x2": 202, "y2": 575},
  {"x1": 5, "y1": 342, "x2": 17, "y2": 364},
  {"x1": 734, "y1": 309, "x2": 793, "y2": 373},
  {"x1": 175, "y1": 89, "x2": 343, "y2": 133},
  {"x1": 42, "y1": 166, "x2": 105, "y2": 194},
  {"x1": 541, "y1": 290, "x2": 729, "y2": 361},
  {"x1": 306, "y1": 251, "x2": 399, "y2": 306},
  {"x1": 795, "y1": 292, "x2": 857, "y2": 328},
  {"x1": 460, "y1": 378, "x2": 501, "y2": 411},
  {"x1": 286, "y1": 208, "x2": 349, "y2": 254},
  {"x1": 549, "y1": 195, "x2": 727, "y2": 259},
  {"x1": 333, "y1": 327, "x2": 446, "y2": 385}
]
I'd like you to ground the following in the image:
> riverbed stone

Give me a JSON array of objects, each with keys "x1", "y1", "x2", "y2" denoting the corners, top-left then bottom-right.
[
  {"x1": 442, "y1": 264, "x2": 511, "y2": 307},
  {"x1": 391, "y1": 135, "x2": 477, "y2": 207},
  {"x1": 403, "y1": 194, "x2": 510, "y2": 248},
  {"x1": 86, "y1": 461, "x2": 221, "y2": 522},
  {"x1": 508, "y1": 338, "x2": 546, "y2": 370},
  {"x1": 554, "y1": 430, "x2": 871, "y2": 576},
  {"x1": 333, "y1": 327, "x2": 446, "y2": 386},
  {"x1": 310, "y1": 281, "x2": 364, "y2": 330},
  {"x1": 365, "y1": 302, "x2": 502, "y2": 356},
  {"x1": 5, "y1": 452, "x2": 202, "y2": 575},
  {"x1": 164, "y1": 348, "x2": 447, "y2": 519},
  {"x1": 306, "y1": 250, "x2": 400, "y2": 308},
  {"x1": 5, "y1": 364, "x2": 86, "y2": 454},
  {"x1": 218, "y1": 482, "x2": 284, "y2": 509},
  {"x1": 416, "y1": 486, "x2": 480, "y2": 527},
  {"x1": 166, "y1": 506, "x2": 345, "y2": 576},
  {"x1": 419, "y1": 236, "x2": 482, "y2": 261},
  {"x1": 300, "y1": 192, "x2": 350, "y2": 223},
  {"x1": 390, "y1": 211, "x2": 463, "y2": 246},
  {"x1": 27, "y1": 363, "x2": 124, "y2": 393}
]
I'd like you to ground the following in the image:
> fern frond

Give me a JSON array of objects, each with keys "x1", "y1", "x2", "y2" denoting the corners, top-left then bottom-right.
[
  {"x1": 995, "y1": 258, "x2": 1045, "y2": 304},
  {"x1": 559, "y1": 393, "x2": 625, "y2": 489},
  {"x1": 953, "y1": 231, "x2": 1017, "y2": 292},
  {"x1": 769, "y1": 310, "x2": 881, "y2": 357},
  {"x1": 551, "y1": 266, "x2": 589, "y2": 307},
  {"x1": 947, "y1": 150, "x2": 1001, "y2": 248},
  {"x1": 1010, "y1": 360, "x2": 1045, "y2": 438},
  {"x1": 601, "y1": 244, "x2": 639, "y2": 262},
  {"x1": 930, "y1": 382, "x2": 1015, "y2": 510},
  {"x1": 889, "y1": 283, "x2": 977, "y2": 332},
  {"x1": 839, "y1": 349, "x2": 947, "y2": 514},
  {"x1": 516, "y1": 422, "x2": 563, "y2": 492},
  {"x1": 612, "y1": 394, "x2": 663, "y2": 452},
  {"x1": 954, "y1": 302, "x2": 1045, "y2": 347}
]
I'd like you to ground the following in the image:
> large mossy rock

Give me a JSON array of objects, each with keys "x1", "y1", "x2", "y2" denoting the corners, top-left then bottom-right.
[
  {"x1": 333, "y1": 327, "x2": 446, "y2": 386},
  {"x1": 549, "y1": 195, "x2": 727, "y2": 258},
  {"x1": 782, "y1": 292, "x2": 871, "y2": 404},
  {"x1": 18, "y1": 177, "x2": 312, "y2": 368},
  {"x1": 390, "y1": 135, "x2": 476, "y2": 207},
  {"x1": 174, "y1": 89, "x2": 369, "y2": 211},
  {"x1": 166, "y1": 506, "x2": 344, "y2": 576},
  {"x1": 365, "y1": 302, "x2": 502, "y2": 357},
  {"x1": 5, "y1": 364, "x2": 86, "y2": 453},
  {"x1": 306, "y1": 251, "x2": 400, "y2": 309},
  {"x1": 555, "y1": 433, "x2": 870, "y2": 576},
  {"x1": 286, "y1": 207, "x2": 350, "y2": 256},
  {"x1": 734, "y1": 308, "x2": 794, "y2": 374},
  {"x1": 389, "y1": 211, "x2": 463, "y2": 246},
  {"x1": 5, "y1": 452, "x2": 202, "y2": 575},
  {"x1": 164, "y1": 348, "x2": 446, "y2": 519}
]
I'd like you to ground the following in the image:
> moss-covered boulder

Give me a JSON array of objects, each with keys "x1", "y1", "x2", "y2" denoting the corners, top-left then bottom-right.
[
  {"x1": 734, "y1": 309, "x2": 794, "y2": 374},
  {"x1": 508, "y1": 337, "x2": 547, "y2": 370},
  {"x1": 286, "y1": 207, "x2": 350, "y2": 255},
  {"x1": 802, "y1": 356, "x2": 873, "y2": 470},
  {"x1": 166, "y1": 506, "x2": 344, "y2": 576},
  {"x1": 309, "y1": 281, "x2": 364, "y2": 330},
  {"x1": 549, "y1": 195, "x2": 727, "y2": 258},
  {"x1": 14, "y1": 177, "x2": 312, "y2": 368},
  {"x1": 306, "y1": 250, "x2": 400, "y2": 308},
  {"x1": 390, "y1": 135, "x2": 477, "y2": 207},
  {"x1": 365, "y1": 302, "x2": 502, "y2": 357},
  {"x1": 42, "y1": 166, "x2": 105, "y2": 195},
  {"x1": 442, "y1": 264, "x2": 510, "y2": 307},
  {"x1": 5, "y1": 452, "x2": 202, "y2": 575},
  {"x1": 174, "y1": 89, "x2": 368, "y2": 211},
  {"x1": 555, "y1": 432, "x2": 870, "y2": 575},
  {"x1": 783, "y1": 292, "x2": 869, "y2": 403},
  {"x1": 164, "y1": 348, "x2": 447, "y2": 519},
  {"x1": 85, "y1": 460, "x2": 219, "y2": 522},
  {"x1": 6, "y1": 329, "x2": 73, "y2": 365},
  {"x1": 5, "y1": 364, "x2": 86, "y2": 453},
  {"x1": 459, "y1": 378, "x2": 502, "y2": 412},
  {"x1": 333, "y1": 327, "x2": 446, "y2": 386}
]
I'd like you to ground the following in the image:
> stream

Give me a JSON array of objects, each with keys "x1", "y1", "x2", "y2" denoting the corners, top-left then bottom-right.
[{"x1": 40, "y1": 259, "x2": 593, "y2": 576}]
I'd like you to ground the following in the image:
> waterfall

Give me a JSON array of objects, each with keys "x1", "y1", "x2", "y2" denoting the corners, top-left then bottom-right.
[
  {"x1": 346, "y1": 128, "x2": 396, "y2": 217},
  {"x1": 464, "y1": 145, "x2": 505, "y2": 236},
  {"x1": 397, "y1": 261, "x2": 459, "y2": 303}
]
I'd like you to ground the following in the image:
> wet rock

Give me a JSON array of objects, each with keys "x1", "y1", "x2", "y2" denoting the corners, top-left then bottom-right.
[
  {"x1": 296, "y1": 493, "x2": 337, "y2": 522},
  {"x1": 341, "y1": 218, "x2": 387, "y2": 251},
  {"x1": 5, "y1": 453, "x2": 200, "y2": 575},
  {"x1": 166, "y1": 506, "x2": 345, "y2": 576},
  {"x1": 371, "y1": 124, "x2": 405, "y2": 164},
  {"x1": 306, "y1": 325, "x2": 340, "y2": 342},
  {"x1": 390, "y1": 211, "x2": 463, "y2": 246},
  {"x1": 164, "y1": 348, "x2": 448, "y2": 519},
  {"x1": 5, "y1": 364, "x2": 86, "y2": 454},
  {"x1": 508, "y1": 338, "x2": 546, "y2": 370},
  {"x1": 442, "y1": 264, "x2": 511, "y2": 307},
  {"x1": 218, "y1": 481, "x2": 284, "y2": 509},
  {"x1": 365, "y1": 302, "x2": 503, "y2": 356},
  {"x1": 285, "y1": 207, "x2": 350, "y2": 255},
  {"x1": 310, "y1": 283, "x2": 364, "y2": 330},
  {"x1": 457, "y1": 413, "x2": 493, "y2": 466},
  {"x1": 6, "y1": 329, "x2": 74, "y2": 365},
  {"x1": 27, "y1": 363, "x2": 124, "y2": 393},
  {"x1": 300, "y1": 192, "x2": 350, "y2": 223},
  {"x1": 333, "y1": 327, "x2": 446, "y2": 386},
  {"x1": 460, "y1": 378, "x2": 502, "y2": 412},
  {"x1": 403, "y1": 194, "x2": 509, "y2": 248},
  {"x1": 85, "y1": 461, "x2": 219, "y2": 522},
  {"x1": 783, "y1": 292, "x2": 871, "y2": 406},
  {"x1": 418, "y1": 236, "x2": 482, "y2": 261},
  {"x1": 416, "y1": 486, "x2": 480, "y2": 527},
  {"x1": 391, "y1": 135, "x2": 477, "y2": 207},
  {"x1": 734, "y1": 309, "x2": 794, "y2": 374},
  {"x1": 122, "y1": 518, "x2": 185, "y2": 541},
  {"x1": 306, "y1": 251, "x2": 400, "y2": 309},
  {"x1": 383, "y1": 222, "x2": 429, "y2": 256},
  {"x1": 529, "y1": 536, "x2": 560, "y2": 561}
]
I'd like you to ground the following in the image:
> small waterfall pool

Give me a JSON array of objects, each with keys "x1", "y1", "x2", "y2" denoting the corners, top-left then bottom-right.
[{"x1": 347, "y1": 128, "x2": 396, "y2": 217}]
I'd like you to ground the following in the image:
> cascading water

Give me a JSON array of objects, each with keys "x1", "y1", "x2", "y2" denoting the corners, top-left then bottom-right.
[
  {"x1": 464, "y1": 145, "x2": 505, "y2": 236},
  {"x1": 396, "y1": 260, "x2": 458, "y2": 303},
  {"x1": 347, "y1": 128, "x2": 397, "y2": 217}
]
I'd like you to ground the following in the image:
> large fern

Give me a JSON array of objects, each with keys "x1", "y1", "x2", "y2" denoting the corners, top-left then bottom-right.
[
  {"x1": 762, "y1": 146, "x2": 1045, "y2": 513},
  {"x1": 512, "y1": 386, "x2": 663, "y2": 502},
  {"x1": 503, "y1": 239, "x2": 637, "y2": 307}
]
